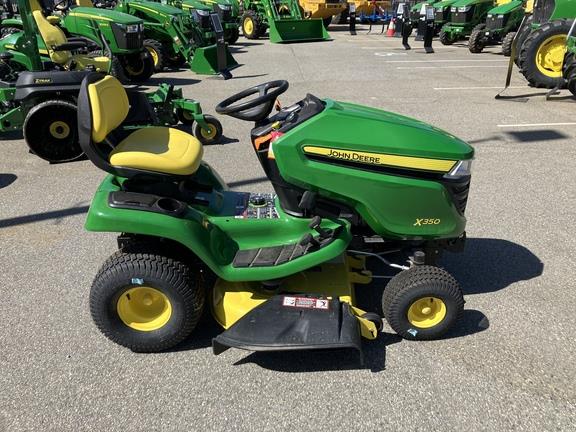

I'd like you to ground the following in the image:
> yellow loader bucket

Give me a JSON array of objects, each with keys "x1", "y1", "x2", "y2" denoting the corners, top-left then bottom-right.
[{"x1": 268, "y1": 18, "x2": 330, "y2": 43}]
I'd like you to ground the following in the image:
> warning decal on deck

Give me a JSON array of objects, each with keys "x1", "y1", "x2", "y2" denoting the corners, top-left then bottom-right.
[{"x1": 282, "y1": 296, "x2": 329, "y2": 310}]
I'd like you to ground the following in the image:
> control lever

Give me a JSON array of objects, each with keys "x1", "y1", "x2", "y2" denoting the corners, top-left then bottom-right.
[
  {"x1": 299, "y1": 233, "x2": 320, "y2": 248},
  {"x1": 309, "y1": 216, "x2": 332, "y2": 239}
]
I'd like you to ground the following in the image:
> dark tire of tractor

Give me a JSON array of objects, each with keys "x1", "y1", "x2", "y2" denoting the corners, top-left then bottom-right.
[
  {"x1": 143, "y1": 39, "x2": 166, "y2": 72},
  {"x1": 122, "y1": 51, "x2": 155, "y2": 83},
  {"x1": 518, "y1": 19, "x2": 570, "y2": 89},
  {"x1": 226, "y1": 27, "x2": 240, "y2": 44},
  {"x1": 242, "y1": 11, "x2": 260, "y2": 39},
  {"x1": 193, "y1": 114, "x2": 223, "y2": 145},
  {"x1": 177, "y1": 108, "x2": 195, "y2": 126},
  {"x1": 1, "y1": 26, "x2": 21, "y2": 37},
  {"x1": 513, "y1": 15, "x2": 533, "y2": 65},
  {"x1": 89, "y1": 248, "x2": 205, "y2": 352},
  {"x1": 468, "y1": 25, "x2": 485, "y2": 53},
  {"x1": 23, "y1": 99, "x2": 83, "y2": 163},
  {"x1": 382, "y1": 265, "x2": 464, "y2": 340},
  {"x1": 502, "y1": 31, "x2": 515, "y2": 57},
  {"x1": 439, "y1": 28, "x2": 454, "y2": 45}
]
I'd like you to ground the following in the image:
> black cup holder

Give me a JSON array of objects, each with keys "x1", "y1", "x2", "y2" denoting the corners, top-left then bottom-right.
[
  {"x1": 156, "y1": 197, "x2": 185, "y2": 214},
  {"x1": 109, "y1": 191, "x2": 187, "y2": 218}
]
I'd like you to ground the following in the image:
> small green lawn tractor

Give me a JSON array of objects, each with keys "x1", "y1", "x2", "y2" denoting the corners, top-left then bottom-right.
[
  {"x1": 111, "y1": 0, "x2": 238, "y2": 74},
  {"x1": 1, "y1": 0, "x2": 156, "y2": 82},
  {"x1": 79, "y1": 74, "x2": 474, "y2": 360},
  {"x1": 514, "y1": 0, "x2": 576, "y2": 88},
  {"x1": 439, "y1": 0, "x2": 494, "y2": 45},
  {"x1": 468, "y1": 0, "x2": 525, "y2": 54},
  {"x1": 240, "y1": 0, "x2": 329, "y2": 42}
]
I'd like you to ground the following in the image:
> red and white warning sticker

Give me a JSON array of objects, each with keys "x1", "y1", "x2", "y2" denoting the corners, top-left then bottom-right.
[{"x1": 282, "y1": 296, "x2": 329, "y2": 310}]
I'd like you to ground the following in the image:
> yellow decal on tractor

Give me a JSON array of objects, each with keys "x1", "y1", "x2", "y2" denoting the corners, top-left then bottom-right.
[{"x1": 303, "y1": 146, "x2": 457, "y2": 173}]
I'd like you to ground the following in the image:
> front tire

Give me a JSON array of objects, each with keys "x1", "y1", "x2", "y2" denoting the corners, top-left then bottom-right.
[
  {"x1": 502, "y1": 31, "x2": 515, "y2": 57},
  {"x1": 468, "y1": 24, "x2": 486, "y2": 53},
  {"x1": 439, "y1": 28, "x2": 455, "y2": 45},
  {"x1": 242, "y1": 11, "x2": 260, "y2": 39},
  {"x1": 90, "y1": 248, "x2": 205, "y2": 352},
  {"x1": 122, "y1": 51, "x2": 155, "y2": 83},
  {"x1": 23, "y1": 99, "x2": 82, "y2": 163},
  {"x1": 143, "y1": 39, "x2": 166, "y2": 72},
  {"x1": 382, "y1": 266, "x2": 464, "y2": 340}
]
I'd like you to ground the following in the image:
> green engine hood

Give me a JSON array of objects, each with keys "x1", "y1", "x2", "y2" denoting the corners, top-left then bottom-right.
[
  {"x1": 411, "y1": 0, "x2": 441, "y2": 12},
  {"x1": 487, "y1": 0, "x2": 523, "y2": 14},
  {"x1": 288, "y1": 99, "x2": 474, "y2": 161},
  {"x1": 451, "y1": 0, "x2": 493, "y2": 7},
  {"x1": 434, "y1": 0, "x2": 459, "y2": 11},
  {"x1": 181, "y1": 0, "x2": 212, "y2": 12},
  {"x1": 67, "y1": 7, "x2": 143, "y2": 24},
  {"x1": 130, "y1": 0, "x2": 186, "y2": 15}
]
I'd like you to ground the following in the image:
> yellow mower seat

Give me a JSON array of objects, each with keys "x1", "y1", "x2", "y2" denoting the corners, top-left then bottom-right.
[
  {"x1": 86, "y1": 74, "x2": 203, "y2": 176},
  {"x1": 110, "y1": 128, "x2": 203, "y2": 175}
]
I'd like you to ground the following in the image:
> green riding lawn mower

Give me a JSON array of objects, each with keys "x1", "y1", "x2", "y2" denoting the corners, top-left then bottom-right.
[
  {"x1": 467, "y1": 0, "x2": 528, "y2": 54},
  {"x1": 1, "y1": 0, "x2": 156, "y2": 82},
  {"x1": 79, "y1": 74, "x2": 474, "y2": 360},
  {"x1": 240, "y1": 0, "x2": 329, "y2": 43},
  {"x1": 439, "y1": 0, "x2": 494, "y2": 45}
]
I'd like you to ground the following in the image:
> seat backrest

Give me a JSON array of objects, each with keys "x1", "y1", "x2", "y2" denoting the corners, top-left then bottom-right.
[
  {"x1": 30, "y1": 0, "x2": 71, "y2": 64},
  {"x1": 78, "y1": 73, "x2": 130, "y2": 175},
  {"x1": 76, "y1": 0, "x2": 94, "y2": 7}
]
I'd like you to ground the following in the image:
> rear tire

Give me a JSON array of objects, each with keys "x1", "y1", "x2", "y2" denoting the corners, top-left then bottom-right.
[
  {"x1": 226, "y1": 27, "x2": 240, "y2": 44},
  {"x1": 513, "y1": 15, "x2": 534, "y2": 65},
  {"x1": 193, "y1": 114, "x2": 223, "y2": 145},
  {"x1": 468, "y1": 24, "x2": 486, "y2": 53},
  {"x1": 439, "y1": 28, "x2": 454, "y2": 45},
  {"x1": 23, "y1": 99, "x2": 82, "y2": 163},
  {"x1": 143, "y1": 39, "x2": 166, "y2": 72},
  {"x1": 518, "y1": 19, "x2": 570, "y2": 89},
  {"x1": 501, "y1": 31, "x2": 515, "y2": 56},
  {"x1": 242, "y1": 11, "x2": 260, "y2": 39},
  {"x1": 382, "y1": 266, "x2": 464, "y2": 340},
  {"x1": 90, "y1": 247, "x2": 205, "y2": 352}
]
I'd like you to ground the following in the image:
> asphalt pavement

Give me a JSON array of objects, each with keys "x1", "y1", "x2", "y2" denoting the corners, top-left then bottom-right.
[{"x1": 1, "y1": 25, "x2": 575, "y2": 431}]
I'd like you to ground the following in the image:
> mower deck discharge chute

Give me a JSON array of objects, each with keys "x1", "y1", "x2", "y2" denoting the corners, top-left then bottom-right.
[
  {"x1": 79, "y1": 76, "x2": 473, "y2": 360},
  {"x1": 241, "y1": 0, "x2": 329, "y2": 43}
]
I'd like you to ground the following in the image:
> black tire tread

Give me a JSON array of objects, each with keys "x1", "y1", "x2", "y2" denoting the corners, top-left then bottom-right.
[
  {"x1": 502, "y1": 31, "x2": 515, "y2": 57},
  {"x1": 468, "y1": 26, "x2": 485, "y2": 53},
  {"x1": 90, "y1": 245, "x2": 204, "y2": 352},
  {"x1": 143, "y1": 38, "x2": 166, "y2": 72},
  {"x1": 439, "y1": 28, "x2": 454, "y2": 45},
  {"x1": 382, "y1": 266, "x2": 464, "y2": 340}
]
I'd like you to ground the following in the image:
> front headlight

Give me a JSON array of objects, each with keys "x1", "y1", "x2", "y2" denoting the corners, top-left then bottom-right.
[
  {"x1": 487, "y1": 14, "x2": 493, "y2": 18},
  {"x1": 196, "y1": 9, "x2": 209, "y2": 16},
  {"x1": 445, "y1": 159, "x2": 473, "y2": 179},
  {"x1": 457, "y1": 6, "x2": 471, "y2": 12},
  {"x1": 450, "y1": 6, "x2": 456, "y2": 12},
  {"x1": 218, "y1": 4, "x2": 231, "y2": 10},
  {"x1": 498, "y1": 14, "x2": 504, "y2": 18},
  {"x1": 125, "y1": 24, "x2": 140, "y2": 33}
]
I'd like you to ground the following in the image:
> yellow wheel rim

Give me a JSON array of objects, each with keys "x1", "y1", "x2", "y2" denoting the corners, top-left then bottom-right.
[
  {"x1": 244, "y1": 18, "x2": 254, "y2": 35},
  {"x1": 146, "y1": 46, "x2": 159, "y2": 67},
  {"x1": 182, "y1": 110, "x2": 194, "y2": 121},
  {"x1": 48, "y1": 121, "x2": 71, "y2": 139},
  {"x1": 407, "y1": 297, "x2": 447, "y2": 329},
  {"x1": 535, "y1": 34, "x2": 567, "y2": 78},
  {"x1": 200, "y1": 124, "x2": 217, "y2": 139},
  {"x1": 117, "y1": 286, "x2": 172, "y2": 332}
]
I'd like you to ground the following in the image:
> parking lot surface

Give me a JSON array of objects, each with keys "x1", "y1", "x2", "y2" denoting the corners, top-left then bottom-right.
[{"x1": 1, "y1": 26, "x2": 575, "y2": 431}]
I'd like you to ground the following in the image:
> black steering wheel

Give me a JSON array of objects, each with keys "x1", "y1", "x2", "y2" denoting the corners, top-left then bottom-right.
[{"x1": 215, "y1": 80, "x2": 289, "y2": 122}]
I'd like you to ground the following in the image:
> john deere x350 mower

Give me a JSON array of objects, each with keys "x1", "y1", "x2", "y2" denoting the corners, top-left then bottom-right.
[{"x1": 79, "y1": 74, "x2": 474, "y2": 360}]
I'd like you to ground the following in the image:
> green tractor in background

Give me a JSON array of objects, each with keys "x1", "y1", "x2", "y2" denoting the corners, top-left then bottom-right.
[
  {"x1": 433, "y1": 0, "x2": 458, "y2": 33},
  {"x1": 1, "y1": 0, "x2": 156, "y2": 82},
  {"x1": 515, "y1": 0, "x2": 575, "y2": 88},
  {"x1": 112, "y1": 0, "x2": 238, "y2": 74},
  {"x1": 240, "y1": 0, "x2": 329, "y2": 42},
  {"x1": 410, "y1": 0, "x2": 441, "y2": 31},
  {"x1": 467, "y1": 0, "x2": 528, "y2": 54},
  {"x1": 188, "y1": 0, "x2": 240, "y2": 44},
  {"x1": 439, "y1": 0, "x2": 494, "y2": 45}
]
